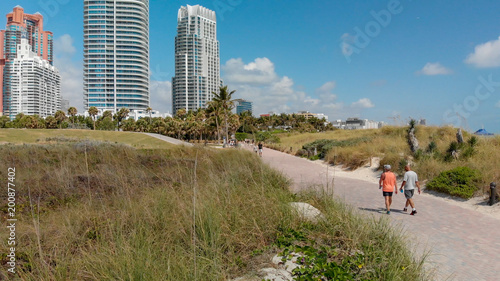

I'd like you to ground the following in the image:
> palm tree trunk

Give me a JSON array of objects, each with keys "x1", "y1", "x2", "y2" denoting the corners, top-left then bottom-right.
[
  {"x1": 225, "y1": 113, "x2": 229, "y2": 142},
  {"x1": 215, "y1": 116, "x2": 220, "y2": 144}
]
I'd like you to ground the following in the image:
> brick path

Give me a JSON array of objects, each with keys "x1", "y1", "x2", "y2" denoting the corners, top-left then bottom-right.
[{"x1": 257, "y1": 146, "x2": 500, "y2": 281}]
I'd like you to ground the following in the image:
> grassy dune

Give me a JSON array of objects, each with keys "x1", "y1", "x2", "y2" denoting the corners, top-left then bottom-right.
[
  {"x1": 269, "y1": 126, "x2": 500, "y2": 194},
  {"x1": 0, "y1": 143, "x2": 429, "y2": 280},
  {"x1": 0, "y1": 129, "x2": 174, "y2": 149}
]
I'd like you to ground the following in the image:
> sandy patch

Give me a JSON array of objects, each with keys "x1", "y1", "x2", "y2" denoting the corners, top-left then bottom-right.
[{"x1": 313, "y1": 157, "x2": 500, "y2": 220}]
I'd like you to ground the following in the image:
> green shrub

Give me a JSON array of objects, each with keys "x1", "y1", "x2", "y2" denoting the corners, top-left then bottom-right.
[
  {"x1": 255, "y1": 131, "x2": 281, "y2": 143},
  {"x1": 302, "y1": 138, "x2": 370, "y2": 159},
  {"x1": 235, "y1": 132, "x2": 247, "y2": 141},
  {"x1": 426, "y1": 167, "x2": 481, "y2": 199}
]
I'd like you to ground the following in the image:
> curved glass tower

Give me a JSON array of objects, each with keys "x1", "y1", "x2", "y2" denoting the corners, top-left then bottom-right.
[
  {"x1": 172, "y1": 5, "x2": 220, "y2": 115},
  {"x1": 84, "y1": 0, "x2": 149, "y2": 113}
]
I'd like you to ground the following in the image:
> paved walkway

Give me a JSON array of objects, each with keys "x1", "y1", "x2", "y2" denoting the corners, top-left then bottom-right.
[
  {"x1": 256, "y1": 146, "x2": 500, "y2": 281},
  {"x1": 142, "y1": 133, "x2": 193, "y2": 146}
]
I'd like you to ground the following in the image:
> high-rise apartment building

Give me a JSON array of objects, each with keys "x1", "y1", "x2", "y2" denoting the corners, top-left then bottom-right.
[
  {"x1": 0, "y1": 5, "x2": 54, "y2": 117},
  {"x1": 83, "y1": 0, "x2": 150, "y2": 114},
  {"x1": 9, "y1": 37, "x2": 60, "y2": 118},
  {"x1": 172, "y1": 5, "x2": 221, "y2": 115},
  {"x1": 235, "y1": 99, "x2": 253, "y2": 115}
]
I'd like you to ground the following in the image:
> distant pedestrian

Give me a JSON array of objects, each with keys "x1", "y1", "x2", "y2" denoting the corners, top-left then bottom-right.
[
  {"x1": 253, "y1": 145, "x2": 258, "y2": 154},
  {"x1": 400, "y1": 165, "x2": 421, "y2": 215},
  {"x1": 258, "y1": 143, "x2": 263, "y2": 157},
  {"x1": 379, "y1": 164, "x2": 398, "y2": 214}
]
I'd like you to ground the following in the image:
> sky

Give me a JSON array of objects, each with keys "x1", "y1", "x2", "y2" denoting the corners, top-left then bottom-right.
[{"x1": 1, "y1": 0, "x2": 500, "y2": 132}]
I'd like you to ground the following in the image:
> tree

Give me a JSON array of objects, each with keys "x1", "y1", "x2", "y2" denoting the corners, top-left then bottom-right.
[
  {"x1": 0, "y1": 116, "x2": 11, "y2": 128},
  {"x1": 175, "y1": 108, "x2": 187, "y2": 120},
  {"x1": 146, "y1": 107, "x2": 152, "y2": 125},
  {"x1": 45, "y1": 116, "x2": 58, "y2": 129},
  {"x1": 54, "y1": 110, "x2": 67, "y2": 129},
  {"x1": 114, "y1": 107, "x2": 130, "y2": 130},
  {"x1": 211, "y1": 86, "x2": 236, "y2": 142},
  {"x1": 407, "y1": 119, "x2": 419, "y2": 154},
  {"x1": 88, "y1": 106, "x2": 98, "y2": 130},
  {"x1": 207, "y1": 101, "x2": 222, "y2": 143},
  {"x1": 67, "y1": 107, "x2": 77, "y2": 124}
]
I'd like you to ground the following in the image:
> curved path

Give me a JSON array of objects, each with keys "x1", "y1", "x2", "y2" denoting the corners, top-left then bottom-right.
[
  {"x1": 142, "y1": 133, "x2": 193, "y2": 146},
  {"x1": 257, "y1": 146, "x2": 499, "y2": 281}
]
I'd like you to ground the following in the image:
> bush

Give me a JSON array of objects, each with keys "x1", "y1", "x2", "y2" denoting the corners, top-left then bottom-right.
[
  {"x1": 255, "y1": 131, "x2": 280, "y2": 143},
  {"x1": 426, "y1": 167, "x2": 481, "y2": 199},
  {"x1": 235, "y1": 132, "x2": 248, "y2": 141},
  {"x1": 302, "y1": 138, "x2": 370, "y2": 160}
]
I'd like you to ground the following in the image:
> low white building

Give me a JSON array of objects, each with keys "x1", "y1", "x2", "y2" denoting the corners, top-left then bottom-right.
[
  {"x1": 127, "y1": 110, "x2": 173, "y2": 121},
  {"x1": 82, "y1": 109, "x2": 172, "y2": 121},
  {"x1": 9, "y1": 38, "x2": 60, "y2": 118},
  {"x1": 333, "y1": 118, "x2": 385, "y2": 130}
]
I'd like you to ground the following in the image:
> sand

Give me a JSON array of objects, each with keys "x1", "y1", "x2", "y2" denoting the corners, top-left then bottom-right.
[{"x1": 313, "y1": 157, "x2": 500, "y2": 221}]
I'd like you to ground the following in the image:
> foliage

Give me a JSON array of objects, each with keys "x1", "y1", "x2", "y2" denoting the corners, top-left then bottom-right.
[
  {"x1": 300, "y1": 138, "x2": 371, "y2": 159},
  {"x1": 235, "y1": 132, "x2": 247, "y2": 141},
  {"x1": 97, "y1": 116, "x2": 115, "y2": 131},
  {"x1": 255, "y1": 131, "x2": 281, "y2": 143},
  {"x1": 275, "y1": 228, "x2": 365, "y2": 280},
  {"x1": 426, "y1": 167, "x2": 481, "y2": 199},
  {"x1": 264, "y1": 193, "x2": 429, "y2": 281},
  {"x1": 407, "y1": 119, "x2": 419, "y2": 154}
]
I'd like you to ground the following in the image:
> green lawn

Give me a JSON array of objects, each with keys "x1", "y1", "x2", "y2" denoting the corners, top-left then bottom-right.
[{"x1": 0, "y1": 129, "x2": 175, "y2": 149}]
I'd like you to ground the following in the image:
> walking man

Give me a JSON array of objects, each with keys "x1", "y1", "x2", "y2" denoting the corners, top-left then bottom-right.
[
  {"x1": 400, "y1": 165, "x2": 421, "y2": 215},
  {"x1": 379, "y1": 165, "x2": 398, "y2": 214},
  {"x1": 258, "y1": 142, "x2": 263, "y2": 157}
]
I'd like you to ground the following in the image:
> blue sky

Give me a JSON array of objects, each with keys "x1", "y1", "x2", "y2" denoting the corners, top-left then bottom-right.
[{"x1": 1, "y1": 0, "x2": 500, "y2": 132}]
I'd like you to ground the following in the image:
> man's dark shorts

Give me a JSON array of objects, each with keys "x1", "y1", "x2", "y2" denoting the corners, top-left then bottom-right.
[
  {"x1": 404, "y1": 189, "x2": 415, "y2": 199},
  {"x1": 383, "y1": 191, "x2": 393, "y2": 197}
]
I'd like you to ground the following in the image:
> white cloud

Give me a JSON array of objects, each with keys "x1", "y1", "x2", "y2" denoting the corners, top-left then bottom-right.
[
  {"x1": 465, "y1": 36, "x2": 500, "y2": 68},
  {"x1": 222, "y1": 57, "x2": 374, "y2": 120},
  {"x1": 223, "y1": 57, "x2": 278, "y2": 85},
  {"x1": 417, "y1": 62, "x2": 453, "y2": 75},
  {"x1": 150, "y1": 81, "x2": 172, "y2": 114},
  {"x1": 53, "y1": 34, "x2": 83, "y2": 112},
  {"x1": 317, "y1": 81, "x2": 336, "y2": 94},
  {"x1": 54, "y1": 34, "x2": 76, "y2": 55},
  {"x1": 351, "y1": 98, "x2": 374, "y2": 108}
]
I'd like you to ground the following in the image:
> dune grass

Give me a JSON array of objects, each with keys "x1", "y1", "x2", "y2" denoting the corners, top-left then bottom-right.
[
  {"x1": 0, "y1": 143, "x2": 429, "y2": 280},
  {"x1": 0, "y1": 129, "x2": 174, "y2": 149},
  {"x1": 269, "y1": 126, "x2": 499, "y2": 195}
]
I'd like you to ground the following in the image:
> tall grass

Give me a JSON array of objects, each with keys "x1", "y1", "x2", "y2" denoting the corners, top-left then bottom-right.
[
  {"x1": 0, "y1": 143, "x2": 429, "y2": 280},
  {"x1": 0, "y1": 128, "x2": 174, "y2": 149},
  {"x1": 272, "y1": 126, "x2": 498, "y2": 194}
]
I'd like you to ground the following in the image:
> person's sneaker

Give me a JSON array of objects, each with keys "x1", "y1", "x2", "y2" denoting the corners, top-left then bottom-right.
[
  {"x1": 387, "y1": 211, "x2": 391, "y2": 215},
  {"x1": 403, "y1": 208, "x2": 408, "y2": 212},
  {"x1": 410, "y1": 210, "x2": 417, "y2": 215}
]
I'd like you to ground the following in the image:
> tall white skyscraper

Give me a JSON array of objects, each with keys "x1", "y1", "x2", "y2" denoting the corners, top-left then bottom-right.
[
  {"x1": 172, "y1": 5, "x2": 221, "y2": 115},
  {"x1": 9, "y1": 37, "x2": 60, "y2": 117},
  {"x1": 83, "y1": 0, "x2": 150, "y2": 114}
]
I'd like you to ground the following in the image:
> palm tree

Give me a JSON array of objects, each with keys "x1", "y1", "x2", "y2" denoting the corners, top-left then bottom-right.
[
  {"x1": 207, "y1": 101, "x2": 222, "y2": 143},
  {"x1": 146, "y1": 107, "x2": 152, "y2": 125},
  {"x1": 54, "y1": 110, "x2": 67, "y2": 129},
  {"x1": 88, "y1": 106, "x2": 98, "y2": 130},
  {"x1": 212, "y1": 86, "x2": 236, "y2": 142},
  {"x1": 67, "y1": 107, "x2": 77, "y2": 125},
  {"x1": 175, "y1": 108, "x2": 187, "y2": 120},
  {"x1": 114, "y1": 107, "x2": 130, "y2": 130}
]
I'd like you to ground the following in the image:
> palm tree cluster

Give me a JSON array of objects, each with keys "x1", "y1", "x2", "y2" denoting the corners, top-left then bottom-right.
[
  {"x1": 0, "y1": 86, "x2": 335, "y2": 139},
  {"x1": 237, "y1": 112, "x2": 334, "y2": 134}
]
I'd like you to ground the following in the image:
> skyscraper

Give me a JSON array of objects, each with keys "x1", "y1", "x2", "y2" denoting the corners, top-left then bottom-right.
[
  {"x1": 0, "y1": 5, "x2": 54, "y2": 117},
  {"x1": 10, "y1": 37, "x2": 61, "y2": 118},
  {"x1": 172, "y1": 5, "x2": 221, "y2": 115},
  {"x1": 83, "y1": 0, "x2": 150, "y2": 114},
  {"x1": 235, "y1": 99, "x2": 253, "y2": 115}
]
